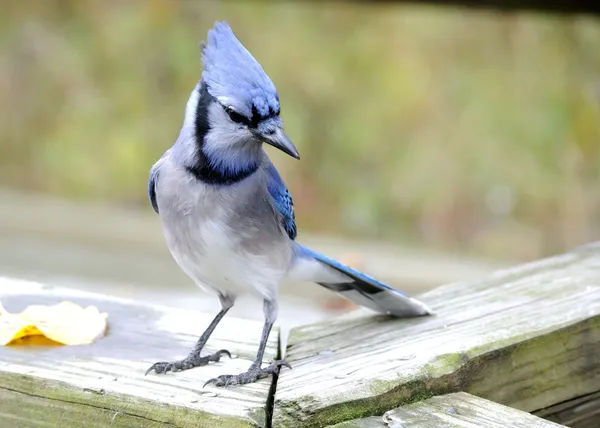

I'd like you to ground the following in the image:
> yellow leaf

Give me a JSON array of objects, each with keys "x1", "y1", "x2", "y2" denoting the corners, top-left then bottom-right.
[{"x1": 0, "y1": 301, "x2": 107, "y2": 346}]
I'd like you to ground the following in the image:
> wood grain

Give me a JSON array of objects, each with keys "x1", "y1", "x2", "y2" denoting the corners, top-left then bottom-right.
[
  {"x1": 535, "y1": 390, "x2": 600, "y2": 428},
  {"x1": 0, "y1": 277, "x2": 279, "y2": 427},
  {"x1": 273, "y1": 242, "x2": 600, "y2": 427},
  {"x1": 326, "y1": 392, "x2": 566, "y2": 427}
]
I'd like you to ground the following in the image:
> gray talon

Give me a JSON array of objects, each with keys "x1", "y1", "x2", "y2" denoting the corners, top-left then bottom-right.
[
  {"x1": 145, "y1": 349, "x2": 231, "y2": 376},
  {"x1": 203, "y1": 359, "x2": 291, "y2": 388}
]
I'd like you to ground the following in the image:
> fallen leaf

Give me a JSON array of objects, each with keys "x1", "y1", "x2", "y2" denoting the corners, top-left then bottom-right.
[{"x1": 0, "y1": 301, "x2": 107, "y2": 346}]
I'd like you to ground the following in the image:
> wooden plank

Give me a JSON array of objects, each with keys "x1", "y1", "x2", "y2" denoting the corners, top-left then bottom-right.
[
  {"x1": 326, "y1": 392, "x2": 566, "y2": 427},
  {"x1": 0, "y1": 277, "x2": 279, "y2": 427},
  {"x1": 535, "y1": 390, "x2": 600, "y2": 428},
  {"x1": 273, "y1": 242, "x2": 600, "y2": 427}
]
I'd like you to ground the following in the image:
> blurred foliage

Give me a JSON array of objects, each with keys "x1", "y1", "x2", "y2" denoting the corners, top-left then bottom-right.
[{"x1": 1, "y1": 0, "x2": 599, "y2": 261}]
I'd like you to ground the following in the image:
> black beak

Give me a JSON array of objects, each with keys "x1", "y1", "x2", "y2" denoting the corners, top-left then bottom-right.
[{"x1": 261, "y1": 128, "x2": 300, "y2": 159}]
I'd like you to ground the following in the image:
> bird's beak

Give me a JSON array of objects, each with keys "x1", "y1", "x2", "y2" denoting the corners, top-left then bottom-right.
[{"x1": 261, "y1": 128, "x2": 300, "y2": 160}]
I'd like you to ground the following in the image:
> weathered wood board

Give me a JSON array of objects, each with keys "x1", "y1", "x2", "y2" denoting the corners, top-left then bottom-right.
[
  {"x1": 0, "y1": 277, "x2": 279, "y2": 428},
  {"x1": 535, "y1": 390, "x2": 600, "y2": 428},
  {"x1": 273, "y1": 242, "x2": 600, "y2": 427},
  {"x1": 326, "y1": 392, "x2": 566, "y2": 427}
]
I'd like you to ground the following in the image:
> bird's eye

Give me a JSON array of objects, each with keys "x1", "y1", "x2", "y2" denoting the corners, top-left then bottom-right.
[{"x1": 225, "y1": 107, "x2": 247, "y2": 125}]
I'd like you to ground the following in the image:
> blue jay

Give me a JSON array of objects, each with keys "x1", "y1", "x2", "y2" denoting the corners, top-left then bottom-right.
[{"x1": 145, "y1": 22, "x2": 431, "y2": 387}]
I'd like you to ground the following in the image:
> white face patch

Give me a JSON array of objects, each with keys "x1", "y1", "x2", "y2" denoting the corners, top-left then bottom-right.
[
  {"x1": 206, "y1": 102, "x2": 252, "y2": 146},
  {"x1": 199, "y1": 103, "x2": 263, "y2": 174},
  {"x1": 182, "y1": 84, "x2": 201, "y2": 131}
]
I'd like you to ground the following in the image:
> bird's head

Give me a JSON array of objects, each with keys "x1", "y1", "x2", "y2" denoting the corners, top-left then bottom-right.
[{"x1": 184, "y1": 22, "x2": 299, "y2": 162}]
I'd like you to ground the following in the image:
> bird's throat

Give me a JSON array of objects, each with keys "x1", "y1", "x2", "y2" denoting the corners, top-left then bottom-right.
[{"x1": 187, "y1": 145, "x2": 260, "y2": 185}]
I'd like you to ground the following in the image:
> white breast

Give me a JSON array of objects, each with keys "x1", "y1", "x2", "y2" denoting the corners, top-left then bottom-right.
[{"x1": 155, "y1": 160, "x2": 291, "y2": 301}]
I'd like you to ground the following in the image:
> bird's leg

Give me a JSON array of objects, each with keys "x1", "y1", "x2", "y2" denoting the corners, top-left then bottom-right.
[
  {"x1": 203, "y1": 299, "x2": 291, "y2": 387},
  {"x1": 145, "y1": 295, "x2": 234, "y2": 375}
]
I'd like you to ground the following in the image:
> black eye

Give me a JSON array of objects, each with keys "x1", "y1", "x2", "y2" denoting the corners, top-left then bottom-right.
[
  {"x1": 269, "y1": 106, "x2": 280, "y2": 117},
  {"x1": 225, "y1": 106, "x2": 248, "y2": 125}
]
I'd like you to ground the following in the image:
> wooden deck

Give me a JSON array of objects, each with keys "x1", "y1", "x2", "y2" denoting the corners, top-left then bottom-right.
[
  {"x1": 1, "y1": 242, "x2": 600, "y2": 427},
  {"x1": 273, "y1": 242, "x2": 600, "y2": 427},
  {"x1": 0, "y1": 278, "x2": 279, "y2": 427},
  {"x1": 327, "y1": 392, "x2": 565, "y2": 427}
]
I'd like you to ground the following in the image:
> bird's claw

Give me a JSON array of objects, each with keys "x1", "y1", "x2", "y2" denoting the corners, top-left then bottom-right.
[
  {"x1": 145, "y1": 349, "x2": 231, "y2": 375},
  {"x1": 203, "y1": 359, "x2": 291, "y2": 388}
]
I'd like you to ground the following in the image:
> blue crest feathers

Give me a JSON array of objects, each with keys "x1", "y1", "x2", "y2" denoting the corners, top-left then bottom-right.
[{"x1": 201, "y1": 22, "x2": 279, "y2": 118}]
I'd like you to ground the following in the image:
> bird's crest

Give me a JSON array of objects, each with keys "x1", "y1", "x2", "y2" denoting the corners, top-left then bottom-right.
[{"x1": 201, "y1": 22, "x2": 279, "y2": 120}]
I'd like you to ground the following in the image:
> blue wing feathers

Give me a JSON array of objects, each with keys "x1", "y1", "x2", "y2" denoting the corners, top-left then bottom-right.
[
  {"x1": 297, "y1": 245, "x2": 403, "y2": 295},
  {"x1": 267, "y1": 163, "x2": 296, "y2": 240},
  {"x1": 294, "y1": 244, "x2": 431, "y2": 317},
  {"x1": 148, "y1": 167, "x2": 160, "y2": 214}
]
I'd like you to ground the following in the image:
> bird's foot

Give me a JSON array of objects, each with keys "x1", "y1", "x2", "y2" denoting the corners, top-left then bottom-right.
[
  {"x1": 203, "y1": 359, "x2": 291, "y2": 387},
  {"x1": 145, "y1": 349, "x2": 231, "y2": 375}
]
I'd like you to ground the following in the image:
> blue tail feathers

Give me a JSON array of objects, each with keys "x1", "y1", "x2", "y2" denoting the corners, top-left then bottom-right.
[{"x1": 296, "y1": 245, "x2": 432, "y2": 318}]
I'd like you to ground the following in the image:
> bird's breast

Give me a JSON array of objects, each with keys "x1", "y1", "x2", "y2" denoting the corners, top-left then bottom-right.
[{"x1": 155, "y1": 164, "x2": 291, "y2": 299}]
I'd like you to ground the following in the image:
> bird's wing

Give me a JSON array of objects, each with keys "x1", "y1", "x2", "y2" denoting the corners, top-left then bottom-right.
[
  {"x1": 148, "y1": 151, "x2": 170, "y2": 214},
  {"x1": 148, "y1": 167, "x2": 160, "y2": 213},
  {"x1": 266, "y1": 162, "x2": 296, "y2": 240}
]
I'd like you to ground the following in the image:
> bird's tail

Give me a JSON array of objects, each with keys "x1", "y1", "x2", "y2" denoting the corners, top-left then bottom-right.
[{"x1": 291, "y1": 244, "x2": 432, "y2": 317}]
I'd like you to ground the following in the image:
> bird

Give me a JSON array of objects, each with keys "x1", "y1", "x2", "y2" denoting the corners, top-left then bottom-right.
[{"x1": 145, "y1": 21, "x2": 432, "y2": 387}]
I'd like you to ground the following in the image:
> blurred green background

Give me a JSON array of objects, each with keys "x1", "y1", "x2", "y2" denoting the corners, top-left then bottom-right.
[{"x1": 2, "y1": 0, "x2": 600, "y2": 262}]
